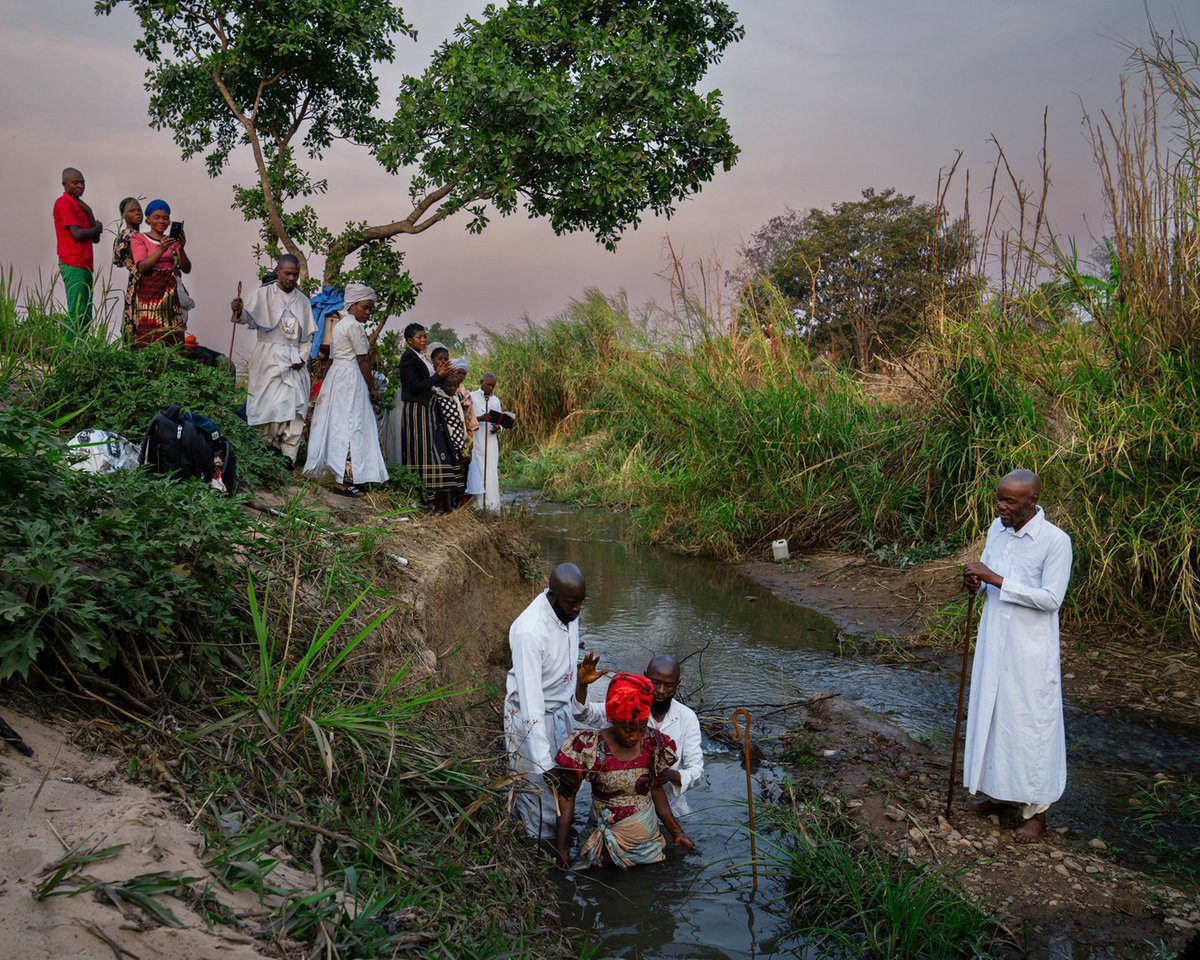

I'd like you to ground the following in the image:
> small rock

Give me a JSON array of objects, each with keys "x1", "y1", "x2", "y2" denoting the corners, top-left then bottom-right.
[
  {"x1": 845, "y1": 799, "x2": 864, "y2": 809},
  {"x1": 1165, "y1": 917, "x2": 1197, "y2": 931},
  {"x1": 820, "y1": 748, "x2": 840, "y2": 758},
  {"x1": 1050, "y1": 850, "x2": 1064, "y2": 861},
  {"x1": 1054, "y1": 826, "x2": 1070, "y2": 835},
  {"x1": 883, "y1": 805, "x2": 905, "y2": 822},
  {"x1": 1063, "y1": 858, "x2": 1082, "y2": 871},
  {"x1": 1085, "y1": 865, "x2": 1100, "y2": 874},
  {"x1": 1173, "y1": 690, "x2": 1188, "y2": 699},
  {"x1": 1048, "y1": 900, "x2": 1058, "y2": 907},
  {"x1": 1054, "y1": 864, "x2": 1069, "y2": 877},
  {"x1": 917, "y1": 773, "x2": 930, "y2": 785},
  {"x1": 908, "y1": 827, "x2": 923, "y2": 842},
  {"x1": 936, "y1": 816, "x2": 953, "y2": 836},
  {"x1": 1114, "y1": 897, "x2": 1146, "y2": 917},
  {"x1": 987, "y1": 814, "x2": 1000, "y2": 827},
  {"x1": 947, "y1": 830, "x2": 962, "y2": 843},
  {"x1": 1088, "y1": 837, "x2": 1107, "y2": 851},
  {"x1": 1071, "y1": 883, "x2": 1084, "y2": 892}
]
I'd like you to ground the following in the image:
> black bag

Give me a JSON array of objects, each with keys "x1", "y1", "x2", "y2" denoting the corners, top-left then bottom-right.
[{"x1": 140, "y1": 404, "x2": 238, "y2": 494}]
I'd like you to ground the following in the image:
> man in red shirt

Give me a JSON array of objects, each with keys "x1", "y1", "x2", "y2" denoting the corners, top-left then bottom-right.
[{"x1": 53, "y1": 168, "x2": 103, "y2": 340}]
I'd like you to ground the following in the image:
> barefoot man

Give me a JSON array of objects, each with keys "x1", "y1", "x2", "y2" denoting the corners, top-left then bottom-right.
[{"x1": 962, "y1": 469, "x2": 1072, "y2": 843}]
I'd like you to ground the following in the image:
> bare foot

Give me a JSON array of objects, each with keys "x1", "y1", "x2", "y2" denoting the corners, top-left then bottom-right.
[
  {"x1": 1013, "y1": 812, "x2": 1047, "y2": 844},
  {"x1": 965, "y1": 796, "x2": 1010, "y2": 816}
]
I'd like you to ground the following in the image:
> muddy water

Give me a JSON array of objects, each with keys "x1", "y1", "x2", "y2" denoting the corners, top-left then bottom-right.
[{"x1": 528, "y1": 502, "x2": 1199, "y2": 959}]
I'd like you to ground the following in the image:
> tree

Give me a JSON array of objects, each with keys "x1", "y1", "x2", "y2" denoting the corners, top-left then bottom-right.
[
  {"x1": 98, "y1": 0, "x2": 744, "y2": 314},
  {"x1": 739, "y1": 189, "x2": 979, "y2": 367}
]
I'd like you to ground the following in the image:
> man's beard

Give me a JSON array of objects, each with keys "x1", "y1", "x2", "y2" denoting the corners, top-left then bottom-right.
[{"x1": 652, "y1": 697, "x2": 671, "y2": 713}]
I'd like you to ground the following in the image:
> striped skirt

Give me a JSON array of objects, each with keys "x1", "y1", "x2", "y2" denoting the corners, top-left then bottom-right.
[{"x1": 399, "y1": 399, "x2": 462, "y2": 493}]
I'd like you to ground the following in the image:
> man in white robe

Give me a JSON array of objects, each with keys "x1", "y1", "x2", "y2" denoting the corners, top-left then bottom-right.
[
  {"x1": 571, "y1": 653, "x2": 704, "y2": 818},
  {"x1": 505, "y1": 563, "x2": 586, "y2": 839},
  {"x1": 466, "y1": 371, "x2": 503, "y2": 512},
  {"x1": 962, "y1": 468, "x2": 1072, "y2": 843},
  {"x1": 230, "y1": 255, "x2": 315, "y2": 468}
]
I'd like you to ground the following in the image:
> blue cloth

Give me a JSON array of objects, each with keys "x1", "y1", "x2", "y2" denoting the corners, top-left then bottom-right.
[
  {"x1": 309, "y1": 285, "x2": 345, "y2": 359},
  {"x1": 145, "y1": 199, "x2": 170, "y2": 217}
]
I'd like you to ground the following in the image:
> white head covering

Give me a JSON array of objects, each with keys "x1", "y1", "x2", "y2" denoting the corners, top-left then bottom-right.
[
  {"x1": 344, "y1": 282, "x2": 376, "y2": 307},
  {"x1": 426, "y1": 340, "x2": 448, "y2": 357},
  {"x1": 450, "y1": 358, "x2": 468, "y2": 373}
]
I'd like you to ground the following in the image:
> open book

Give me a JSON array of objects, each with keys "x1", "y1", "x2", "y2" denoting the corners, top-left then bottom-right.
[{"x1": 477, "y1": 409, "x2": 516, "y2": 429}]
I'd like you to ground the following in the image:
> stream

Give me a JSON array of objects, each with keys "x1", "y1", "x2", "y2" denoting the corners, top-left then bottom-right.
[{"x1": 526, "y1": 501, "x2": 1199, "y2": 959}]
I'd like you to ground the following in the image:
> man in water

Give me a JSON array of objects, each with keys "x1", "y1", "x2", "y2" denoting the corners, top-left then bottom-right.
[
  {"x1": 573, "y1": 653, "x2": 704, "y2": 817},
  {"x1": 962, "y1": 468, "x2": 1072, "y2": 843},
  {"x1": 230, "y1": 255, "x2": 315, "y2": 469},
  {"x1": 505, "y1": 563, "x2": 587, "y2": 839},
  {"x1": 53, "y1": 167, "x2": 103, "y2": 339}
]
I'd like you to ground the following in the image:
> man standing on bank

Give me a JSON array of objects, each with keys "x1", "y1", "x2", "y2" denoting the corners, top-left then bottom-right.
[
  {"x1": 962, "y1": 468, "x2": 1072, "y2": 843},
  {"x1": 53, "y1": 168, "x2": 103, "y2": 339},
  {"x1": 230, "y1": 255, "x2": 316, "y2": 469},
  {"x1": 505, "y1": 563, "x2": 587, "y2": 839},
  {"x1": 573, "y1": 653, "x2": 704, "y2": 818}
]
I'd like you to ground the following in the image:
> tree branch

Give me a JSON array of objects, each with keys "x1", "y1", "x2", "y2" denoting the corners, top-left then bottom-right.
[{"x1": 323, "y1": 184, "x2": 457, "y2": 282}]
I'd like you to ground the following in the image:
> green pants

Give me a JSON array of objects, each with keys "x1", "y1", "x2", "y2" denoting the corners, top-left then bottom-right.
[{"x1": 59, "y1": 263, "x2": 94, "y2": 341}]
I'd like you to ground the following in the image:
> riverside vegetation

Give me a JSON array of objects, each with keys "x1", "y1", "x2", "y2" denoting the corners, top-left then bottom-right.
[
  {"x1": 486, "y1": 32, "x2": 1200, "y2": 650},
  {"x1": 0, "y1": 279, "x2": 579, "y2": 957}
]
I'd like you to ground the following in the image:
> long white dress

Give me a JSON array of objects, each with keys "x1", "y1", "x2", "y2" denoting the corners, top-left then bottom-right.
[
  {"x1": 504, "y1": 590, "x2": 578, "y2": 839},
  {"x1": 238, "y1": 283, "x2": 314, "y2": 426},
  {"x1": 963, "y1": 507, "x2": 1072, "y2": 810},
  {"x1": 466, "y1": 389, "x2": 502, "y2": 511},
  {"x1": 303, "y1": 318, "x2": 388, "y2": 485}
]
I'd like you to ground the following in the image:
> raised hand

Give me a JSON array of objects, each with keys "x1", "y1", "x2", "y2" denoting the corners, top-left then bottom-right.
[{"x1": 577, "y1": 652, "x2": 609, "y2": 686}]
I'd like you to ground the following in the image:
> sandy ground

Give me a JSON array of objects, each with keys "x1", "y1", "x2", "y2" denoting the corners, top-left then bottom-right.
[
  {"x1": 777, "y1": 694, "x2": 1200, "y2": 954},
  {"x1": 0, "y1": 707, "x2": 291, "y2": 960}
]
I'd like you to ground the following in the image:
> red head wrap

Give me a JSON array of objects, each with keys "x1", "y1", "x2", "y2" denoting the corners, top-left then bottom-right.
[{"x1": 605, "y1": 672, "x2": 653, "y2": 725}]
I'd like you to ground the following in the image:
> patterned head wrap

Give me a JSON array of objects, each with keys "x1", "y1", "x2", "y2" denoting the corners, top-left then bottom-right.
[
  {"x1": 605, "y1": 673, "x2": 653, "y2": 725},
  {"x1": 144, "y1": 199, "x2": 170, "y2": 217},
  {"x1": 343, "y1": 282, "x2": 376, "y2": 306}
]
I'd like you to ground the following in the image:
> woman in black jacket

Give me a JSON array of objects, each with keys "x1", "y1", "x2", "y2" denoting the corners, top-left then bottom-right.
[{"x1": 398, "y1": 323, "x2": 458, "y2": 511}]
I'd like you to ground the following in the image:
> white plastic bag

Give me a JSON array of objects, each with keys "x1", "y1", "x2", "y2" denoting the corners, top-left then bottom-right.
[{"x1": 67, "y1": 429, "x2": 141, "y2": 475}]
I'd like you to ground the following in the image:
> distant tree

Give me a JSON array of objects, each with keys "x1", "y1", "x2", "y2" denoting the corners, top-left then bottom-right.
[
  {"x1": 99, "y1": 0, "x2": 744, "y2": 315},
  {"x1": 423, "y1": 322, "x2": 465, "y2": 356},
  {"x1": 739, "y1": 189, "x2": 979, "y2": 367}
]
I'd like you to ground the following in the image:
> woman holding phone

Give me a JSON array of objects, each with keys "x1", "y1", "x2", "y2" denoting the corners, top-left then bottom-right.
[{"x1": 129, "y1": 198, "x2": 190, "y2": 348}]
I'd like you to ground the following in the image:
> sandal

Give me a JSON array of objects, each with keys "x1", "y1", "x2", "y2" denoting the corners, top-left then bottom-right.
[{"x1": 333, "y1": 484, "x2": 367, "y2": 498}]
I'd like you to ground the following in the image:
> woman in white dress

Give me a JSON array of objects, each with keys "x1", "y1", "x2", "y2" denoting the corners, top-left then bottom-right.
[{"x1": 303, "y1": 283, "x2": 388, "y2": 497}]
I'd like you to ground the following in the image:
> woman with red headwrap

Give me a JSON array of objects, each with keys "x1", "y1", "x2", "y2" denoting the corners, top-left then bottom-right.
[{"x1": 550, "y1": 672, "x2": 695, "y2": 869}]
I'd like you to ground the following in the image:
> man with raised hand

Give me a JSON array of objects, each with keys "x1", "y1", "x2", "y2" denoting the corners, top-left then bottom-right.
[
  {"x1": 230, "y1": 255, "x2": 315, "y2": 469},
  {"x1": 962, "y1": 468, "x2": 1072, "y2": 843},
  {"x1": 53, "y1": 167, "x2": 103, "y2": 339},
  {"x1": 505, "y1": 563, "x2": 586, "y2": 839},
  {"x1": 573, "y1": 652, "x2": 704, "y2": 817}
]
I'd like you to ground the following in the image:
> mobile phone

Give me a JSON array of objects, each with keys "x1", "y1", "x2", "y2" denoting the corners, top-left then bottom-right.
[{"x1": 169, "y1": 220, "x2": 185, "y2": 240}]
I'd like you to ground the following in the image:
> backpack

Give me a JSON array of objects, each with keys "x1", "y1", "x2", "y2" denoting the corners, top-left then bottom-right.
[{"x1": 139, "y1": 404, "x2": 238, "y2": 494}]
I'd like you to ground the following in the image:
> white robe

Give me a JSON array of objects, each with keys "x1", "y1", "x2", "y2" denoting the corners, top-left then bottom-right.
[
  {"x1": 303, "y1": 318, "x2": 388, "y2": 485},
  {"x1": 466, "y1": 389, "x2": 502, "y2": 510},
  {"x1": 238, "y1": 283, "x2": 315, "y2": 426},
  {"x1": 964, "y1": 507, "x2": 1072, "y2": 807},
  {"x1": 572, "y1": 693, "x2": 704, "y2": 816},
  {"x1": 504, "y1": 590, "x2": 578, "y2": 838}
]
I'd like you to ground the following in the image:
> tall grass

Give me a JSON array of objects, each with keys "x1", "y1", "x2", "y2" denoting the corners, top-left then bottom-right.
[{"x1": 485, "y1": 34, "x2": 1200, "y2": 642}]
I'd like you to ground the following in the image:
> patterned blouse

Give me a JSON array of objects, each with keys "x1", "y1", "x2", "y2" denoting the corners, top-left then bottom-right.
[{"x1": 555, "y1": 729, "x2": 678, "y2": 824}]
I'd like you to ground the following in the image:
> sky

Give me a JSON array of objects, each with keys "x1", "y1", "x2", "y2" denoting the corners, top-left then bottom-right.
[{"x1": 1, "y1": 0, "x2": 1196, "y2": 355}]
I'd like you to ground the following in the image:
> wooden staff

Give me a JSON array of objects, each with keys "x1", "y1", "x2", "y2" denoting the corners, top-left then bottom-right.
[
  {"x1": 731, "y1": 707, "x2": 758, "y2": 893},
  {"x1": 945, "y1": 591, "x2": 977, "y2": 821},
  {"x1": 228, "y1": 280, "x2": 242, "y2": 372}
]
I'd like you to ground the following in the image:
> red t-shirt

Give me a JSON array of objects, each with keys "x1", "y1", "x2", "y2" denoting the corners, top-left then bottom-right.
[{"x1": 53, "y1": 193, "x2": 94, "y2": 270}]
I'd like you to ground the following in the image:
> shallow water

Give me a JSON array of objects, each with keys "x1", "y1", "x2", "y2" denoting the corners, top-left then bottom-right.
[{"x1": 528, "y1": 501, "x2": 1199, "y2": 959}]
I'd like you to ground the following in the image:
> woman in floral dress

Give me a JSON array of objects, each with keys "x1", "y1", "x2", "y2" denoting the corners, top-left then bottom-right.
[
  {"x1": 551, "y1": 672, "x2": 695, "y2": 869},
  {"x1": 111, "y1": 197, "x2": 142, "y2": 343}
]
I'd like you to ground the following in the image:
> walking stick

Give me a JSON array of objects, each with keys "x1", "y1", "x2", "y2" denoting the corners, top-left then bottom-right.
[
  {"x1": 228, "y1": 281, "x2": 241, "y2": 371},
  {"x1": 945, "y1": 591, "x2": 977, "y2": 821},
  {"x1": 731, "y1": 708, "x2": 758, "y2": 894}
]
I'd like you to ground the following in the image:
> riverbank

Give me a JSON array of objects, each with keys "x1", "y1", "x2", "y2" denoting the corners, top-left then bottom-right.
[
  {"x1": 738, "y1": 547, "x2": 1200, "y2": 729},
  {"x1": 0, "y1": 486, "x2": 568, "y2": 959},
  {"x1": 772, "y1": 692, "x2": 1200, "y2": 955}
]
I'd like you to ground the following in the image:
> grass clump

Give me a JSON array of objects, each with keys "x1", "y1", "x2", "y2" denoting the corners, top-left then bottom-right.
[{"x1": 763, "y1": 793, "x2": 998, "y2": 959}]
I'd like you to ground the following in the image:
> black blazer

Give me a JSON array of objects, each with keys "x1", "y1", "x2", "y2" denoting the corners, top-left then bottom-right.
[{"x1": 399, "y1": 346, "x2": 445, "y2": 404}]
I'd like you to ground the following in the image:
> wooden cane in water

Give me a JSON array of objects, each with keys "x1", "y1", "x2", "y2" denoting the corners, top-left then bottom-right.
[
  {"x1": 228, "y1": 281, "x2": 242, "y2": 372},
  {"x1": 945, "y1": 591, "x2": 977, "y2": 821},
  {"x1": 730, "y1": 708, "x2": 758, "y2": 893}
]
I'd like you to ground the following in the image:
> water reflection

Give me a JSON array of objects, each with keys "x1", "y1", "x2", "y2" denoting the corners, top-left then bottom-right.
[{"x1": 529, "y1": 501, "x2": 1200, "y2": 958}]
